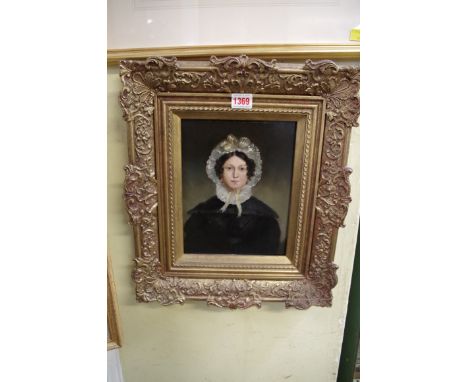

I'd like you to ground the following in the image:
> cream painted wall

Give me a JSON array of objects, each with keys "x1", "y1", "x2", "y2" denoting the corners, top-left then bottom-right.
[{"x1": 107, "y1": 63, "x2": 360, "y2": 382}]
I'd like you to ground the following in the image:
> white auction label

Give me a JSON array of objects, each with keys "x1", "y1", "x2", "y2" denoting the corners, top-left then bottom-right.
[{"x1": 231, "y1": 93, "x2": 253, "y2": 109}]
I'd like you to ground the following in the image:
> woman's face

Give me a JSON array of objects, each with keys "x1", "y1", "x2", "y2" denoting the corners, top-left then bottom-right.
[{"x1": 221, "y1": 155, "x2": 249, "y2": 191}]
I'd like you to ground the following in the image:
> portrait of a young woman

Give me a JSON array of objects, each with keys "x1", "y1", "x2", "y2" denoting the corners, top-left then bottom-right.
[{"x1": 181, "y1": 120, "x2": 296, "y2": 256}]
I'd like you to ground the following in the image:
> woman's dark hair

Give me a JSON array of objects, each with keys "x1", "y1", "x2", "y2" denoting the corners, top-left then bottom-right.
[{"x1": 215, "y1": 151, "x2": 256, "y2": 180}]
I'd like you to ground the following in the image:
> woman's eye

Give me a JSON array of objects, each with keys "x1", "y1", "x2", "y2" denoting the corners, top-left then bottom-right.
[{"x1": 224, "y1": 166, "x2": 246, "y2": 172}]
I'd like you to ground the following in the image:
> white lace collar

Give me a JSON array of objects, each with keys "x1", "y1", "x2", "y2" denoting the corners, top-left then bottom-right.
[{"x1": 216, "y1": 183, "x2": 252, "y2": 205}]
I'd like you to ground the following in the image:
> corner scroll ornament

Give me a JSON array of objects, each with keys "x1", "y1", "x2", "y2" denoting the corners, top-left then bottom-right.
[{"x1": 119, "y1": 55, "x2": 359, "y2": 309}]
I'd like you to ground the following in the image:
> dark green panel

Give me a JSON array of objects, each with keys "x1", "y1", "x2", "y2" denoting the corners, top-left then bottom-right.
[{"x1": 337, "y1": 225, "x2": 360, "y2": 382}]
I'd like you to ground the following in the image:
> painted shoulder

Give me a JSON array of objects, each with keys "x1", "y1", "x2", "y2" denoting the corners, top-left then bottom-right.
[
  {"x1": 187, "y1": 196, "x2": 223, "y2": 214},
  {"x1": 188, "y1": 196, "x2": 278, "y2": 219},
  {"x1": 244, "y1": 197, "x2": 279, "y2": 219}
]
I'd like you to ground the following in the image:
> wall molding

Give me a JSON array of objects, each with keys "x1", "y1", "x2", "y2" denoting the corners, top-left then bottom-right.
[
  {"x1": 107, "y1": 43, "x2": 360, "y2": 65},
  {"x1": 108, "y1": 254, "x2": 122, "y2": 350}
]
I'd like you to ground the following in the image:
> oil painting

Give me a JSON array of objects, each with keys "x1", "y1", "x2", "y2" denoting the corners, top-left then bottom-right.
[{"x1": 182, "y1": 120, "x2": 296, "y2": 255}]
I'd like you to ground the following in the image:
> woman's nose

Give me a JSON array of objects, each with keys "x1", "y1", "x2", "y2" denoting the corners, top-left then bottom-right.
[{"x1": 232, "y1": 168, "x2": 239, "y2": 177}]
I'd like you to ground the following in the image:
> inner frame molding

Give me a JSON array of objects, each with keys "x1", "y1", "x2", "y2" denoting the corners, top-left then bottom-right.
[
  {"x1": 157, "y1": 94, "x2": 323, "y2": 279},
  {"x1": 120, "y1": 55, "x2": 360, "y2": 309}
]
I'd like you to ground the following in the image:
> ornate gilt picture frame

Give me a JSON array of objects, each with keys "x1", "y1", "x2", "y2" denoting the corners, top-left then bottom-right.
[{"x1": 119, "y1": 55, "x2": 359, "y2": 309}]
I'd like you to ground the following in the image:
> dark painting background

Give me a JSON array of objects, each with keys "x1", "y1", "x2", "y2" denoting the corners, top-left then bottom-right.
[{"x1": 181, "y1": 119, "x2": 297, "y2": 254}]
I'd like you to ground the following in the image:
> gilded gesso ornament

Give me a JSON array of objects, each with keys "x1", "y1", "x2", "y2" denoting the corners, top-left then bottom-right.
[{"x1": 119, "y1": 55, "x2": 359, "y2": 309}]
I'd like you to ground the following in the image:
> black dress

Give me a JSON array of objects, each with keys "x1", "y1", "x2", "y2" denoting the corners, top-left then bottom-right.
[{"x1": 184, "y1": 196, "x2": 281, "y2": 255}]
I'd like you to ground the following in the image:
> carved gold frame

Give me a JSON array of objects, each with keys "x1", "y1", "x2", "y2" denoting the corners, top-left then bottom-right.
[{"x1": 119, "y1": 55, "x2": 359, "y2": 309}]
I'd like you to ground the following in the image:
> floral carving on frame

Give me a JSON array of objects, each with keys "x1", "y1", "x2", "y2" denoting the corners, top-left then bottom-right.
[{"x1": 120, "y1": 55, "x2": 359, "y2": 309}]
